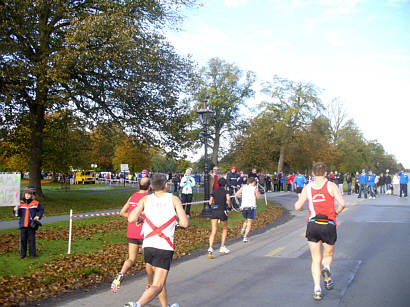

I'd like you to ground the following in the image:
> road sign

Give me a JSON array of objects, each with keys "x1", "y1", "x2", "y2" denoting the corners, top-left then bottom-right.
[{"x1": 120, "y1": 164, "x2": 129, "y2": 172}]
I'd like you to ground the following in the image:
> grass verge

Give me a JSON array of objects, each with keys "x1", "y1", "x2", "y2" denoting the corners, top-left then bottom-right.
[{"x1": 0, "y1": 188, "x2": 283, "y2": 306}]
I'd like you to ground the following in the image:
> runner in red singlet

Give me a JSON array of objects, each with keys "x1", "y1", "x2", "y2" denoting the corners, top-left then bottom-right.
[
  {"x1": 111, "y1": 177, "x2": 152, "y2": 294},
  {"x1": 294, "y1": 162, "x2": 345, "y2": 301}
]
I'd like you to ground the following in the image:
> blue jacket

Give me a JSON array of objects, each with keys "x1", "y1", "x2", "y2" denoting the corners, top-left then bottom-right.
[
  {"x1": 294, "y1": 175, "x2": 307, "y2": 188},
  {"x1": 359, "y1": 173, "x2": 368, "y2": 184},
  {"x1": 398, "y1": 172, "x2": 409, "y2": 184},
  {"x1": 15, "y1": 199, "x2": 44, "y2": 229},
  {"x1": 368, "y1": 174, "x2": 376, "y2": 186}
]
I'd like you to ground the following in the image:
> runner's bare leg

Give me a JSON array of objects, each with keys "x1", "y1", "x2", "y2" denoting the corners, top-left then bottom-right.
[
  {"x1": 137, "y1": 267, "x2": 169, "y2": 306},
  {"x1": 308, "y1": 241, "x2": 322, "y2": 289}
]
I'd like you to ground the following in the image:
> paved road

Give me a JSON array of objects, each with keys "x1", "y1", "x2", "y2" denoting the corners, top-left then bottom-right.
[{"x1": 40, "y1": 192, "x2": 410, "y2": 306}]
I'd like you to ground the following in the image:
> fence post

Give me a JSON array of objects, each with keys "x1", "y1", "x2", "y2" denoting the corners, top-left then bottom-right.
[{"x1": 68, "y1": 209, "x2": 73, "y2": 254}]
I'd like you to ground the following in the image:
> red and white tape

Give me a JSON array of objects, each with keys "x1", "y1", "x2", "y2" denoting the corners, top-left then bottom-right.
[{"x1": 71, "y1": 211, "x2": 120, "y2": 219}]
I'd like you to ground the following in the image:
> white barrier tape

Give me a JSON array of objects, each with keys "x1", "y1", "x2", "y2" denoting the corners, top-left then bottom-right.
[{"x1": 71, "y1": 211, "x2": 120, "y2": 219}]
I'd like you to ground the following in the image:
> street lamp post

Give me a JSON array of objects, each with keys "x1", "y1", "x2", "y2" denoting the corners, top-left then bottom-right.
[{"x1": 197, "y1": 99, "x2": 214, "y2": 218}]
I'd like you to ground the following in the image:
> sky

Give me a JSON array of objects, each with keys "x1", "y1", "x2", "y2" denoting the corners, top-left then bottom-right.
[{"x1": 167, "y1": 0, "x2": 410, "y2": 168}]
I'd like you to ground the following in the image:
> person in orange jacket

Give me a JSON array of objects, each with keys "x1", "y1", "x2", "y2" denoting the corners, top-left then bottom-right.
[{"x1": 13, "y1": 186, "x2": 44, "y2": 259}]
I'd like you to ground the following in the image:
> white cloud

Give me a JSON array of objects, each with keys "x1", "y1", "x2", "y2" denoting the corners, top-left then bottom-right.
[
  {"x1": 324, "y1": 31, "x2": 345, "y2": 46},
  {"x1": 224, "y1": 0, "x2": 247, "y2": 8}
]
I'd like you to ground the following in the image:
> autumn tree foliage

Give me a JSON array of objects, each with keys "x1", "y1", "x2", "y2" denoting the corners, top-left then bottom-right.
[{"x1": 0, "y1": 0, "x2": 196, "y2": 197}]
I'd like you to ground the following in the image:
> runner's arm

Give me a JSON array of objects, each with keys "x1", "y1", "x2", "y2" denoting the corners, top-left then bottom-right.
[
  {"x1": 294, "y1": 187, "x2": 308, "y2": 211},
  {"x1": 120, "y1": 197, "x2": 131, "y2": 218},
  {"x1": 226, "y1": 193, "x2": 231, "y2": 208},
  {"x1": 173, "y1": 195, "x2": 189, "y2": 228},
  {"x1": 330, "y1": 182, "x2": 346, "y2": 215},
  {"x1": 128, "y1": 196, "x2": 146, "y2": 223},
  {"x1": 255, "y1": 187, "x2": 261, "y2": 199},
  {"x1": 209, "y1": 196, "x2": 214, "y2": 205},
  {"x1": 235, "y1": 187, "x2": 243, "y2": 198}
]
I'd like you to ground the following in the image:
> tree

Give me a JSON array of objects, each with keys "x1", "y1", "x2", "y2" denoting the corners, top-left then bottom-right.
[
  {"x1": 112, "y1": 136, "x2": 152, "y2": 173},
  {"x1": 88, "y1": 123, "x2": 125, "y2": 172},
  {"x1": 260, "y1": 75, "x2": 323, "y2": 172},
  {"x1": 42, "y1": 110, "x2": 92, "y2": 174},
  {"x1": 0, "y1": 0, "x2": 196, "y2": 197},
  {"x1": 191, "y1": 57, "x2": 255, "y2": 165}
]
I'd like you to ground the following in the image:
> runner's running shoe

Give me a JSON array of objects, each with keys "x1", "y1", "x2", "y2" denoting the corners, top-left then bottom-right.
[
  {"x1": 124, "y1": 302, "x2": 139, "y2": 307},
  {"x1": 219, "y1": 246, "x2": 230, "y2": 254},
  {"x1": 111, "y1": 272, "x2": 123, "y2": 294},
  {"x1": 243, "y1": 237, "x2": 248, "y2": 243},
  {"x1": 169, "y1": 304, "x2": 180, "y2": 307},
  {"x1": 313, "y1": 290, "x2": 323, "y2": 300},
  {"x1": 322, "y1": 268, "x2": 335, "y2": 290},
  {"x1": 208, "y1": 247, "x2": 214, "y2": 259},
  {"x1": 240, "y1": 228, "x2": 245, "y2": 236}
]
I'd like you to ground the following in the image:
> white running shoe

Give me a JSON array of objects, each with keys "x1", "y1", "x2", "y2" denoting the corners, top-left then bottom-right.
[
  {"x1": 243, "y1": 237, "x2": 248, "y2": 243},
  {"x1": 124, "y1": 302, "x2": 139, "y2": 307},
  {"x1": 111, "y1": 272, "x2": 123, "y2": 294},
  {"x1": 208, "y1": 247, "x2": 214, "y2": 259},
  {"x1": 219, "y1": 246, "x2": 230, "y2": 254},
  {"x1": 169, "y1": 304, "x2": 180, "y2": 307},
  {"x1": 240, "y1": 228, "x2": 245, "y2": 235}
]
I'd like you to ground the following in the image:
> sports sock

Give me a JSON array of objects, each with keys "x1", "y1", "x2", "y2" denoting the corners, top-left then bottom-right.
[{"x1": 324, "y1": 266, "x2": 330, "y2": 272}]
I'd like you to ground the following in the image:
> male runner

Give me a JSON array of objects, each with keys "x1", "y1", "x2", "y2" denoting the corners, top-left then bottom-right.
[
  {"x1": 294, "y1": 162, "x2": 345, "y2": 301},
  {"x1": 235, "y1": 177, "x2": 261, "y2": 243},
  {"x1": 126, "y1": 173, "x2": 188, "y2": 307},
  {"x1": 111, "y1": 177, "x2": 151, "y2": 293}
]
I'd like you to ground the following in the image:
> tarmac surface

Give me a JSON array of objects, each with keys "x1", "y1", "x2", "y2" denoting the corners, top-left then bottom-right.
[{"x1": 27, "y1": 190, "x2": 410, "y2": 307}]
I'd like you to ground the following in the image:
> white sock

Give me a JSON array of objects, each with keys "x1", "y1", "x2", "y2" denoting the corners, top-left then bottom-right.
[
  {"x1": 314, "y1": 285, "x2": 321, "y2": 293},
  {"x1": 324, "y1": 266, "x2": 330, "y2": 272}
]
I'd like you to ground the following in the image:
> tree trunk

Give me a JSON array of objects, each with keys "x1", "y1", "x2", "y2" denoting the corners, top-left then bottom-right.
[
  {"x1": 211, "y1": 130, "x2": 221, "y2": 166},
  {"x1": 277, "y1": 144, "x2": 285, "y2": 173},
  {"x1": 29, "y1": 103, "x2": 46, "y2": 198}
]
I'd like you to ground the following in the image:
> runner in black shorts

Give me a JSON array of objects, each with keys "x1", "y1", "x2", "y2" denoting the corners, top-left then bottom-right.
[
  {"x1": 306, "y1": 218, "x2": 337, "y2": 245},
  {"x1": 294, "y1": 162, "x2": 345, "y2": 301},
  {"x1": 208, "y1": 177, "x2": 231, "y2": 259},
  {"x1": 143, "y1": 247, "x2": 174, "y2": 271}
]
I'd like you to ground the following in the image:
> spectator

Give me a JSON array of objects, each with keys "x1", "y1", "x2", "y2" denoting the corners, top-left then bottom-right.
[
  {"x1": 346, "y1": 173, "x2": 352, "y2": 195},
  {"x1": 209, "y1": 166, "x2": 221, "y2": 192},
  {"x1": 392, "y1": 173, "x2": 400, "y2": 196},
  {"x1": 265, "y1": 174, "x2": 272, "y2": 192},
  {"x1": 368, "y1": 171, "x2": 376, "y2": 199},
  {"x1": 354, "y1": 171, "x2": 360, "y2": 194},
  {"x1": 358, "y1": 169, "x2": 368, "y2": 199},
  {"x1": 379, "y1": 173, "x2": 386, "y2": 194},
  {"x1": 172, "y1": 173, "x2": 181, "y2": 193},
  {"x1": 13, "y1": 186, "x2": 44, "y2": 259},
  {"x1": 398, "y1": 170, "x2": 408, "y2": 198},
  {"x1": 385, "y1": 171, "x2": 392, "y2": 194},
  {"x1": 286, "y1": 173, "x2": 292, "y2": 192},
  {"x1": 180, "y1": 168, "x2": 196, "y2": 217}
]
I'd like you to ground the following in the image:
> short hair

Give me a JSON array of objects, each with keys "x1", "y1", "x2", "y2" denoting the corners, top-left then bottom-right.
[
  {"x1": 248, "y1": 177, "x2": 255, "y2": 184},
  {"x1": 139, "y1": 177, "x2": 151, "y2": 190},
  {"x1": 312, "y1": 162, "x2": 327, "y2": 176},
  {"x1": 151, "y1": 173, "x2": 167, "y2": 191},
  {"x1": 218, "y1": 177, "x2": 226, "y2": 187}
]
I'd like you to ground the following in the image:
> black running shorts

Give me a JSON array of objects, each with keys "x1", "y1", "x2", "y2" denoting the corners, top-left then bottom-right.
[
  {"x1": 306, "y1": 222, "x2": 337, "y2": 245},
  {"x1": 127, "y1": 238, "x2": 143, "y2": 245},
  {"x1": 296, "y1": 187, "x2": 303, "y2": 194},
  {"x1": 211, "y1": 210, "x2": 228, "y2": 221},
  {"x1": 143, "y1": 247, "x2": 174, "y2": 271}
]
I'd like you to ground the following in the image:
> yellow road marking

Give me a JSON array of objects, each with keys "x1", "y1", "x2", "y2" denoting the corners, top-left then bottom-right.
[{"x1": 265, "y1": 247, "x2": 285, "y2": 257}]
